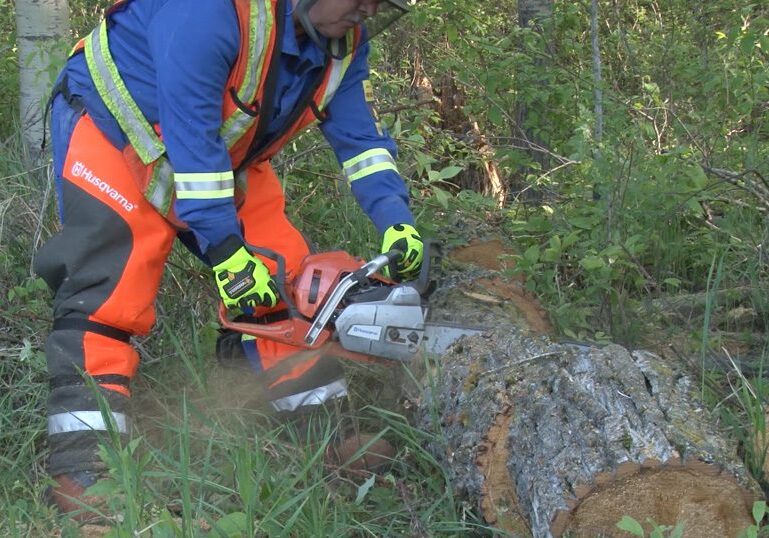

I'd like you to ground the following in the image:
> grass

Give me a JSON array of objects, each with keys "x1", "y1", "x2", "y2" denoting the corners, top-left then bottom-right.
[
  {"x1": 2, "y1": 122, "x2": 768, "y2": 536},
  {"x1": 0, "y1": 131, "x2": 492, "y2": 536}
]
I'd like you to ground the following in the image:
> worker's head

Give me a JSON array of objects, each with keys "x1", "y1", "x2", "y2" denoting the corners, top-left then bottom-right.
[
  {"x1": 304, "y1": 0, "x2": 380, "y2": 39},
  {"x1": 293, "y1": 0, "x2": 409, "y2": 57}
]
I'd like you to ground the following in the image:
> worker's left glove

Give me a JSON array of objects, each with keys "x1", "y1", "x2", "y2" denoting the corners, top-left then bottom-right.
[
  {"x1": 381, "y1": 224, "x2": 423, "y2": 281},
  {"x1": 209, "y1": 236, "x2": 279, "y2": 310}
]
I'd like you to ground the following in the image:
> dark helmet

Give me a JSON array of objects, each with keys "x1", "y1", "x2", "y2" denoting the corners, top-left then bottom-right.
[{"x1": 294, "y1": 0, "x2": 410, "y2": 59}]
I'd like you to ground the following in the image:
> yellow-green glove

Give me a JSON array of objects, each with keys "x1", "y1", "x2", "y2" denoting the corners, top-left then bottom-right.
[
  {"x1": 209, "y1": 237, "x2": 279, "y2": 309},
  {"x1": 381, "y1": 224, "x2": 423, "y2": 281}
]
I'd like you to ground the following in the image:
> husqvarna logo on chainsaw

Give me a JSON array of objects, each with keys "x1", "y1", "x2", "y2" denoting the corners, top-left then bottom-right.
[
  {"x1": 348, "y1": 325, "x2": 382, "y2": 341},
  {"x1": 71, "y1": 161, "x2": 136, "y2": 213}
]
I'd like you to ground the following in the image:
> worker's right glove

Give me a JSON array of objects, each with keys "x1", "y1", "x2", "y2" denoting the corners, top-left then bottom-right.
[
  {"x1": 209, "y1": 236, "x2": 279, "y2": 310},
  {"x1": 381, "y1": 223, "x2": 423, "y2": 281}
]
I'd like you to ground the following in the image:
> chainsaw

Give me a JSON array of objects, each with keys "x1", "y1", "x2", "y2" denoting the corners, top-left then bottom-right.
[{"x1": 218, "y1": 241, "x2": 484, "y2": 363}]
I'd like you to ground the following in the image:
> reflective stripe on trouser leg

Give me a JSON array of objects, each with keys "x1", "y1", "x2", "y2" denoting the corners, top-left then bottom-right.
[
  {"x1": 234, "y1": 162, "x2": 347, "y2": 412},
  {"x1": 34, "y1": 110, "x2": 176, "y2": 476}
]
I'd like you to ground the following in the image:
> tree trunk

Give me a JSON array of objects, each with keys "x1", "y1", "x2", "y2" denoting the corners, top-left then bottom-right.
[
  {"x1": 416, "y1": 260, "x2": 762, "y2": 537},
  {"x1": 518, "y1": 0, "x2": 553, "y2": 29},
  {"x1": 514, "y1": 0, "x2": 554, "y2": 194},
  {"x1": 409, "y1": 48, "x2": 507, "y2": 206},
  {"x1": 16, "y1": 0, "x2": 70, "y2": 156}
]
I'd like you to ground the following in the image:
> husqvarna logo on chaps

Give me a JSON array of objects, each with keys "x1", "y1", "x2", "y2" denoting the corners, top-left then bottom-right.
[{"x1": 71, "y1": 161, "x2": 136, "y2": 213}]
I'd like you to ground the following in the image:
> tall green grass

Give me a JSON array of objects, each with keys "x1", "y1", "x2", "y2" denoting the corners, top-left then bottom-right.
[{"x1": 0, "y1": 131, "x2": 490, "y2": 536}]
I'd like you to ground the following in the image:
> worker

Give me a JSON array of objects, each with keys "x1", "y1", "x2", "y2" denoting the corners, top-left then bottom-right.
[{"x1": 34, "y1": 0, "x2": 424, "y2": 520}]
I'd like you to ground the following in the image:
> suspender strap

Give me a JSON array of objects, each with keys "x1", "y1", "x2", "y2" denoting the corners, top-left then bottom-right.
[{"x1": 53, "y1": 318, "x2": 132, "y2": 343}]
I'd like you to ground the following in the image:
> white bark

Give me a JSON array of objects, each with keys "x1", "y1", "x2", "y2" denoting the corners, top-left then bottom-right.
[
  {"x1": 590, "y1": 0, "x2": 604, "y2": 145},
  {"x1": 16, "y1": 0, "x2": 70, "y2": 155}
]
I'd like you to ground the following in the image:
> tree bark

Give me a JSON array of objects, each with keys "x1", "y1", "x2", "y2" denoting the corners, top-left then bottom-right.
[
  {"x1": 16, "y1": 0, "x2": 70, "y2": 156},
  {"x1": 514, "y1": 0, "x2": 553, "y2": 190},
  {"x1": 518, "y1": 0, "x2": 553, "y2": 29},
  {"x1": 416, "y1": 265, "x2": 762, "y2": 537},
  {"x1": 409, "y1": 50, "x2": 507, "y2": 206}
]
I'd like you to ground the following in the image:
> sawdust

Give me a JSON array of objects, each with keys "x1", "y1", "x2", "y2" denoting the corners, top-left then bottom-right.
[
  {"x1": 473, "y1": 277, "x2": 552, "y2": 335},
  {"x1": 556, "y1": 462, "x2": 756, "y2": 537}
]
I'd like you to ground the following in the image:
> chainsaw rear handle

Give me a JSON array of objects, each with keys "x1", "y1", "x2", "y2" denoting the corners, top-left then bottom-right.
[
  {"x1": 244, "y1": 244, "x2": 299, "y2": 318},
  {"x1": 217, "y1": 244, "x2": 331, "y2": 349}
]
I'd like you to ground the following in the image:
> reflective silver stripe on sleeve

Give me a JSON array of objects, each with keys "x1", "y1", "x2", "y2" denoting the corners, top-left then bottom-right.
[
  {"x1": 48, "y1": 411, "x2": 129, "y2": 435},
  {"x1": 174, "y1": 171, "x2": 235, "y2": 199},
  {"x1": 270, "y1": 379, "x2": 348, "y2": 412},
  {"x1": 342, "y1": 148, "x2": 398, "y2": 182}
]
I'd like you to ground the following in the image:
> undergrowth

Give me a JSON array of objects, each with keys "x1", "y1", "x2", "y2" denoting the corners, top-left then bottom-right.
[{"x1": 2, "y1": 0, "x2": 769, "y2": 535}]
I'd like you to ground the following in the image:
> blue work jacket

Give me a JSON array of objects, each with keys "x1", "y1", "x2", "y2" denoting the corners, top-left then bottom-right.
[{"x1": 56, "y1": 0, "x2": 414, "y2": 253}]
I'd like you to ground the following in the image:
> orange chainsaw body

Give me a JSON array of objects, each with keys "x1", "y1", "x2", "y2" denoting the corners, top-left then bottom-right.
[{"x1": 218, "y1": 250, "x2": 393, "y2": 351}]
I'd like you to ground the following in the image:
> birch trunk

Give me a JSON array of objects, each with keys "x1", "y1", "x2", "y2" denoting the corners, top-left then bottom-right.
[{"x1": 16, "y1": 0, "x2": 70, "y2": 155}]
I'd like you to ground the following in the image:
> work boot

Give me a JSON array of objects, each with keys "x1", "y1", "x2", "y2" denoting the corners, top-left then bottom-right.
[
  {"x1": 324, "y1": 430, "x2": 396, "y2": 474},
  {"x1": 323, "y1": 402, "x2": 396, "y2": 474},
  {"x1": 48, "y1": 470, "x2": 108, "y2": 523},
  {"x1": 275, "y1": 399, "x2": 396, "y2": 473}
]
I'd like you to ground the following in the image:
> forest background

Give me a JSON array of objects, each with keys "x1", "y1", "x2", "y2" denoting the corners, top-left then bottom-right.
[{"x1": 0, "y1": 0, "x2": 768, "y2": 535}]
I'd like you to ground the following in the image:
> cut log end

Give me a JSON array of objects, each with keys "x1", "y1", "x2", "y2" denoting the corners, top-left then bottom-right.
[
  {"x1": 547, "y1": 460, "x2": 757, "y2": 537},
  {"x1": 419, "y1": 266, "x2": 763, "y2": 538}
]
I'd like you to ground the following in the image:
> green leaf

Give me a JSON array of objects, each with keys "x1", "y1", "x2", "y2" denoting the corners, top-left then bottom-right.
[
  {"x1": 752, "y1": 500, "x2": 766, "y2": 525},
  {"x1": 523, "y1": 245, "x2": 540, "y2": 265},
  {"x1": 209, "y1": 512, "x2": 248, "y2": 537},
  {"x1": 438, "y1": 165, "x2": 464, "y2": 180},
  {"x1": 685, "y1": 164, "x2": 708, "y2": 189},
  {"x1": 432, "y1": 187, "x2": 450, "y2": 209},
  {"x1": 568, "y1": 216, "x2": 599, "y2": 230},
  {"x1": 84, "y1": 478, "x2": 118, "y2": 498},
  {"x1": 581, "y1": 256, "x2": 605, "y2": 270},
  {"x1": 616, "y1": 515, "x2": 645, "y2": 536},
  {"x1": 669, "y1": 522, "x2": 685, "y2": 538},
  {"x1": 355, "y1": 474, "x2": 376, "y2": 505},
  {"x1": 541, "y1": 247, "x2": 561, "y2": 263}
]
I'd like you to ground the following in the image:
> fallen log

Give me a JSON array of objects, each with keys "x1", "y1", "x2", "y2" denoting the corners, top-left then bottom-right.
[{"x1": 416, "y1": 265, "x2": 763, "y2": 537}]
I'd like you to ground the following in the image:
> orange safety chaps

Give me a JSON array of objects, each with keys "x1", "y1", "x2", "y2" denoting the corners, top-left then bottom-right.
[{"x1": 35, "y1": 99, "x2": 343, "y2": 477}]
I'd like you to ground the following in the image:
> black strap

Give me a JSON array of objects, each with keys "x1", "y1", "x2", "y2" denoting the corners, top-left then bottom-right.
[
  {"x1": 309, "y1": 101, "x2": 328, "y2": 122},
  {"x1": 230, "y1": 309, "x2": 291, "y2": 326},
  {"x1": 50, "y1": 373, "x2": 131, "y2": 390},
  {"x1": 229, "y1": 87, "x2": 260, "y2": 117},
  {"x1": 53, "y1": 318, "x2": 132, "y2": 343},
  {"x1": 43, "y1": 73, "x2": 86, "y2": 152}
]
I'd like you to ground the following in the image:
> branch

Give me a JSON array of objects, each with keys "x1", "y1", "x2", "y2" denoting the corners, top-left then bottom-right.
[
  {"x1": 378, "y1": 98, "x2": 438, "y2": 115},
  {"x1": 702, "y1": 165, "x2": 769, "y2": 212}
]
